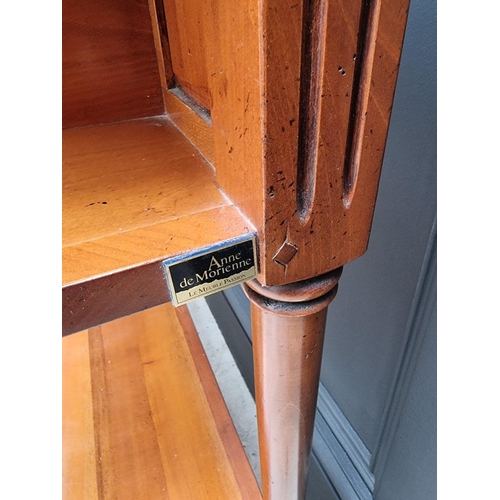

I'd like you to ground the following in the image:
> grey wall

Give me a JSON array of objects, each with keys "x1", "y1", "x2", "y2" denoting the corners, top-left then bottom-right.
[
  {"x1": 374, "y1": 302, "x2": 436, "y2": 500},
  {"x1": 320, "y1": 0, "x2": 436, "y2": 454},
  {"x1": 207, "y1": 0, "x2": 436, "y2": 497}
]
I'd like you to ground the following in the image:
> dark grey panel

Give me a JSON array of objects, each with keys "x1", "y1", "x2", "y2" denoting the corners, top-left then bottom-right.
[
  {"x1": 373, "y1": 303, "x2": 436, "y2": 500},
  {"x1": 316, "y1": 384, "x2": 374, "y2": 495},
  {"x1": 371, "y1": 225, "x2": 436, "y2": 479},
  {"x1": 319, "y1": 0, "x2": 436, "y2": 452},
  {"x1": 307, "y1": 454, "x2": 341, "y2": 500},
  {"x1": 313, "y1": 412, "x2": 372, "y2": 500}
]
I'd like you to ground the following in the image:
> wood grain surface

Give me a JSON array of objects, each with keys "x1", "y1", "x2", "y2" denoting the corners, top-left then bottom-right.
[
  {"x1": 62, "y1": 117, "x2": 254, "y2": 334},
  {"x1": 203, "y1": 0, "x2": 265, "y2": 248},
  {"x1": 147, "y1": 0, "x2": 215, "y2": 164},
  {"x1": 255, "y1": 0, "x2": 410, "y2": 286},
  {"x1": 161, "y1": 0, "x2": 410, "y2": 286},
  {"x1": 63, "y1": 0, "x2": 410, "y2": 287},
  {"x1": 62, "y1": 330, "x2": 98, "y2": 499},
  {"x1": 62, "y1": 303, "x2": 261, "y2": 500},
  {"x1": 62, "y1": 0, "x2": 164, "y2": 129},
  {"x1": 63, "y1": 117, "x2": 226, "y2": 248},
  {"x1": 244, "y1": 274, "x2": 340, "y2": 500},
  {"x1": 162, "y1": 88, "x2": 215, "y2": 164},
  {"x1": 162, "y1": 0, "x2": 212, "y2": 110}
]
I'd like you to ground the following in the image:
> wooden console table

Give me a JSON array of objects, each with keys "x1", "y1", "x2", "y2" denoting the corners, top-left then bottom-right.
[{"x1": 62, "y1": 0, "x2": 410, "y2": 498}]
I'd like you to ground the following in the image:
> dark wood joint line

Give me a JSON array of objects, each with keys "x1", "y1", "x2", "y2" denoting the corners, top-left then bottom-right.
[{"x1": 245, "y1": 267, "x2": 343, "y2": 306}]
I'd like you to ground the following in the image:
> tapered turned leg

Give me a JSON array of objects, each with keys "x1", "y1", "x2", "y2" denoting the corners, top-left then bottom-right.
[{"x1": 243, "y1": 268, "x2": 342, "y2": 500}]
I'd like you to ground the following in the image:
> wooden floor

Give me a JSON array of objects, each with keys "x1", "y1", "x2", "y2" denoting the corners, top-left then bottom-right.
[{"x1": 62, "y1": 303, "x2": 262, "y2": 500}]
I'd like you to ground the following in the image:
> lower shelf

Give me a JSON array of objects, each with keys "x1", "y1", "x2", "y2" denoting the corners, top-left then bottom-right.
[{"x1": 62, "y1": 303, "x2": 261, "y2": 500}]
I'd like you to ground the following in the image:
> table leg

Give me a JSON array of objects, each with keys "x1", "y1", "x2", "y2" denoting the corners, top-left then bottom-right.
[{"x1": 243, "y1": 267, "x2": 342, "y2": 500}]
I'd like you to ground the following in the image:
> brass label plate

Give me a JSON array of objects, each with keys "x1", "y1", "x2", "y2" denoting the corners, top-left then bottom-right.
[{"x1": 163, "y1": 235, "x2": 258, "y2": 307}]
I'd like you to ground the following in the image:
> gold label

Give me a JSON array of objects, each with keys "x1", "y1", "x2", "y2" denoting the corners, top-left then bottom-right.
[{"x1": 163, "y1": 236, "x2": 257, "y2": 307}]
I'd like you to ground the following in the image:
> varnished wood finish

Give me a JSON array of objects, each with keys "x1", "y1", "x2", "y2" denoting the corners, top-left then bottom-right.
[
  {"x1": 175, "y1": 306, "x2": 262, "y2": 499},
  {"x1": 162, "y1": 88, "x2": 215, "y2": 164},
  {"x1": 162, "y1": 0, "x2": 212, "y2": 110},
  {"x1": 148, "y1": 0, "x2": 175, "y2": 91},
  {"x1": 246, "y1": 267, "x2": 342, "y2": 303},
  {"x1": 243, "y1": 271, "x2": 341, "y2": 500},
  {"x1": 169, "y1": 0, "x2": 410, "y2": 286},
  {"x1": 203, "y1": 0, "x2": 265, "y2": 239},
  {"x1": 148, "y1": 0, "x2": 215, "y2": 163},
  {"x1": 62, "y1": 0, "x2": 164, "y2": 129},
  {"x1": 62, "y1": 330, "x2": 98, "y2": 499},
  {"x1": 146, "y1": 0, "x2": 410, "y2": 285},
  {"x1": 62, "y1": 117, "x2": 254, "y2": 335},
  {"x1": 63, "y1": 117, "x2": 224, "y2": 248},
  {"x1": 257, "y1": 0, "x2": 409, "y2": 285},
  {"x1": 62, "y1": 303, "x2": 262, "y2": 500}
]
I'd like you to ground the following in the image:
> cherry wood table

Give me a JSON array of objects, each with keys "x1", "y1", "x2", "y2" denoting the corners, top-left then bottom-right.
[{"x1": 62, "y1": 0, "x2": 411, "y2": 498}]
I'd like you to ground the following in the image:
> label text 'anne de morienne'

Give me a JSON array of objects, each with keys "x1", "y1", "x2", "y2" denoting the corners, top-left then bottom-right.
[{"x1": 178, "y1": 252, "x2": 253, "y2": 289}]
